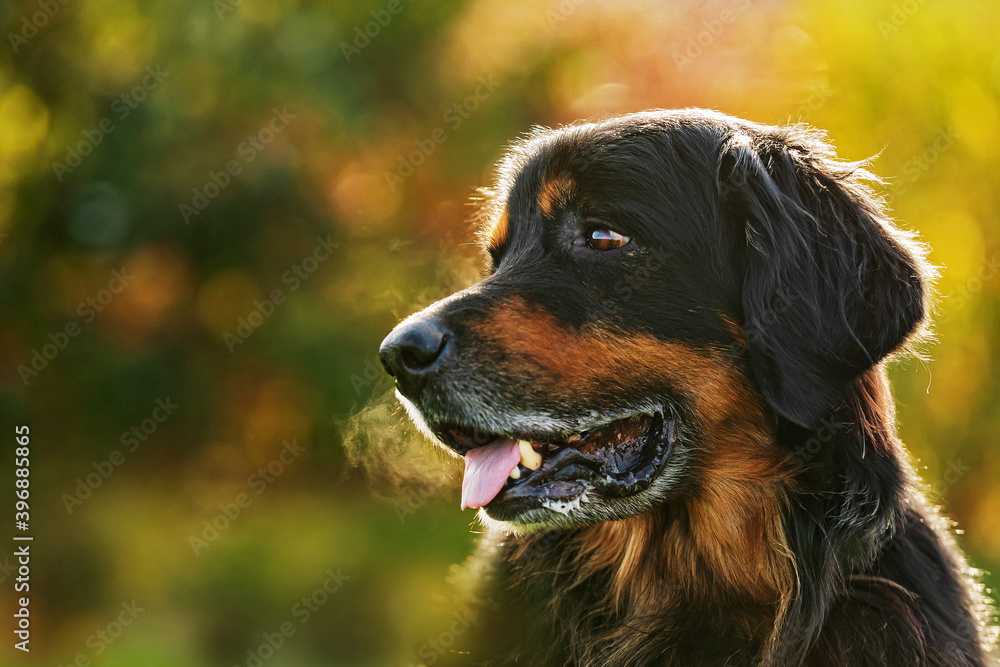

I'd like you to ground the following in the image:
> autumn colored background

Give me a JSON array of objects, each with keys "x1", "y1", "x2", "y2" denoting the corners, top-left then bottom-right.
[{"x1": 0, "y1": 0, "x2": 998, "y2": 664}]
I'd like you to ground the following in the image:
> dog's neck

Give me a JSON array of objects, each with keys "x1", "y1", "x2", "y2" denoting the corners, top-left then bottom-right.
[{"x1": 478, "y1": 367, "x2": 906, "y2": 665}]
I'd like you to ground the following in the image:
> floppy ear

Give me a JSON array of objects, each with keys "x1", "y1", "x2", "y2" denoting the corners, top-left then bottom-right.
[{"x1": 717, "y1": 129, "x2": 929, "y2": 428}]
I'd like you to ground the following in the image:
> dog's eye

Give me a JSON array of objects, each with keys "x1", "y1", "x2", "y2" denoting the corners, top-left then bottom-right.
[{"x1": 586, "y1": 228, "x2": 630, "y2": 251}]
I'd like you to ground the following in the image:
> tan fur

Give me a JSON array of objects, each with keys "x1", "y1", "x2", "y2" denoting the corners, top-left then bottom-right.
[
  {"x1": 485, "y1": 296, "x2": 797, "y2": 652},
  {"x1": 720, "y1": 313, "x2": 748, "y2": 348},
  {"x1": 481, "y1": 297, "x2": 767, "y2": 425},
  {"x1": 486, "y1": 208, "x2": 508, "y2": 250},
  {"x1": 537, "y1": 173, "x2": 576, "y2": 217}
]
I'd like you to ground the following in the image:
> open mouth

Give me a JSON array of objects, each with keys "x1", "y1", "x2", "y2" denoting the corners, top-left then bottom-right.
[{"x1": 436, "y1": 410, "x2": 676, "y2": 517}]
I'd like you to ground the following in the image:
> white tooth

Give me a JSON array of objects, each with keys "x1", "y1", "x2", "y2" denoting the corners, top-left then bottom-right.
[
  {"x1": 518, "y1": 440, "x2": 542, "y2": 470},
  {"x1": 508, "y1": 466, "x2": 521, "y2": 479}
]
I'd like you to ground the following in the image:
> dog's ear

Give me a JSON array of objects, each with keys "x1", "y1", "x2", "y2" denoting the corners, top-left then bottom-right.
[{"x1": 717, "y1": 129, "x2": 928, "y2": 428}]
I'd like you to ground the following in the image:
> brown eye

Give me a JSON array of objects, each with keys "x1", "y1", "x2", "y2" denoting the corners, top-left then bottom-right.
[{"x1": 586, "y1": 228, "x2": 630, "y2": 251}]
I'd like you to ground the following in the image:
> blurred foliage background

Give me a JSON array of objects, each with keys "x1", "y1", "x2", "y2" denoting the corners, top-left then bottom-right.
[{"x1": 0, "y1": 0, "x2": 998, "y2": 664}]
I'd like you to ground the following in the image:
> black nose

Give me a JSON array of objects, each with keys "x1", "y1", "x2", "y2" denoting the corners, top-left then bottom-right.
[{"x1": 379, "y1": 317, "x2": 450, "y2": 399}]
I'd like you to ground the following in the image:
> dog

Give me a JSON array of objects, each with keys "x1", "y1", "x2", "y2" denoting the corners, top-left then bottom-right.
[{"x1": 378, "y1": 109, "x2": 996, "y2": 665}]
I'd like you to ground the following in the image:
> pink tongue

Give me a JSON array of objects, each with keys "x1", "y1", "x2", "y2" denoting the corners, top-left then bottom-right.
[{"x1": 461, "y1": 438, "x2": 521, "y2": 510}]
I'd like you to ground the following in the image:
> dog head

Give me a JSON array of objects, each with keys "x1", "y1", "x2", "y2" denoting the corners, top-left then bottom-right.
[{"x1": 379, "y1": 109, "x2": 928, "y2": 529}]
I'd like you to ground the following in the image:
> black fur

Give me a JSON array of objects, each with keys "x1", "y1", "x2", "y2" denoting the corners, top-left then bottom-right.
[
  {"x1": 380, "y1": 109, "x2": 996, "y2": 666},
  {"x1": 719, "y1": 129, "x2": 925, "y2": 428}
]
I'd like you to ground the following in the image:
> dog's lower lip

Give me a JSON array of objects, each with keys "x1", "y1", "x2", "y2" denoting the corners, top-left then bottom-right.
[
  {"x1": 503, "y1": 412, "x2": 671, "y2": 495},
  {"x1": 446, "y1": 411, "x2": 675, "y2": 512}
]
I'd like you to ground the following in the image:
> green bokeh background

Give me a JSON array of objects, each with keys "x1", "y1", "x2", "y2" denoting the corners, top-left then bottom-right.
[{"x1": 0, "y1": 0, "x2": 998, "y2": 664}]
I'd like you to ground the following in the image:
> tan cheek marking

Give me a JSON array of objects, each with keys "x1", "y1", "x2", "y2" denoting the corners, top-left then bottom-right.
[
  {"x1": 537, "y1": 173, "x2": 576, "y2": 217},
  {"x1": 480, "y1": 297, "x2": 753, "y2": 427},
  {"x1": 483, "y1": 297, "x2": 794, "y2": 603}
]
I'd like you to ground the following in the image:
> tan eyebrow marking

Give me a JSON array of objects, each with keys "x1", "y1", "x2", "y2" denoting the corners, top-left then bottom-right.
[
  {"x1": 537, "y1": 173, "x2": 576, "y2": 218},
  {"x1": 486, "y1": 207, "x2": 509, "y2": 250}
]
